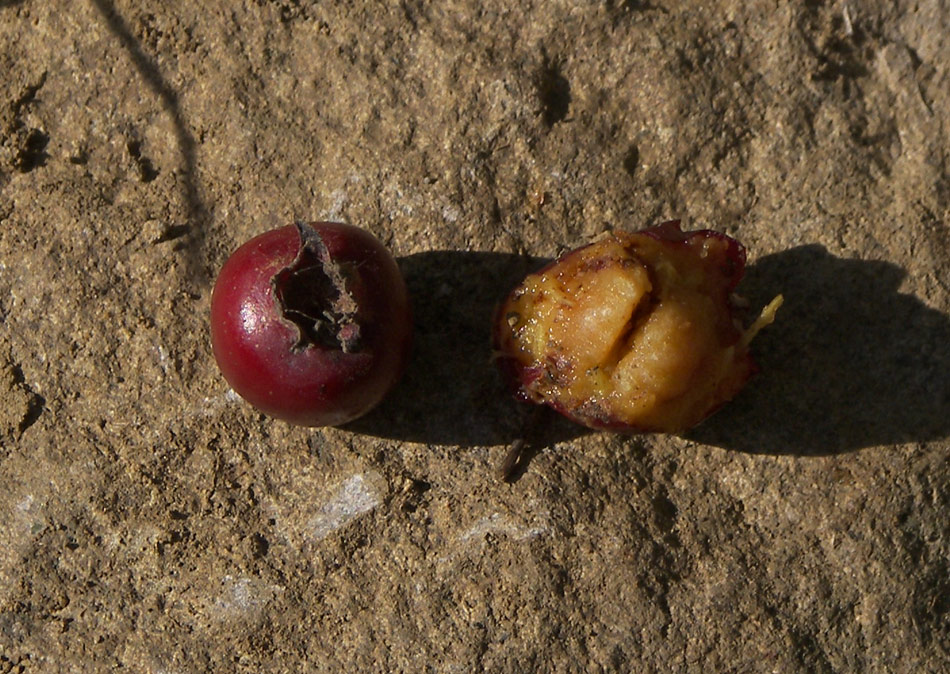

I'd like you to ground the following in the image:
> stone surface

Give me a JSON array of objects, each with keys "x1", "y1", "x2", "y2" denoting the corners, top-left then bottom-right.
[{"x1": 1, "y1": 0, "x2": 948, "y2": 671}]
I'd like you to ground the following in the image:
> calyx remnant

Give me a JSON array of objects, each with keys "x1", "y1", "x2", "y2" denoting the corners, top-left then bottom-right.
[{"x1": 272, "y1": 222, "x2": 361, "y2": 353}]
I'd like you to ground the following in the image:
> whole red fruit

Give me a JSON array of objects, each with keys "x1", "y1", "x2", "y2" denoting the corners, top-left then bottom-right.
[{"x1": 211, "y1": 222, "x2": 411, "y2": 426}]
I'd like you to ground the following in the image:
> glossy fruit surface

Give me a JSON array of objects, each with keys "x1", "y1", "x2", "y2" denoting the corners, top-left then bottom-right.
[
  {"x1": 211, "y1": 222, "x2": 411, "y2": 426},
  {"x1": 493, "y1": 220, "x2": 782, "y2": 433}
]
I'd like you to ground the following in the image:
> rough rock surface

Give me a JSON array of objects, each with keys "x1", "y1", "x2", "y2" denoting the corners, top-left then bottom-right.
[{"x1": 1, "y1": 0, "x2": 948, "y2": 671}]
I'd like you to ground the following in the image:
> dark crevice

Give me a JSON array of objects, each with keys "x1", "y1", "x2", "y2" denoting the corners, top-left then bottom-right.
[
  {"x1": 127, "y1": 139, "x2": 159, "y2": 182},
  {"x1": 15, "y1": 128, "x2": 49, "y2": 172},
  {"x1": 11, "y1": 364, "x2": 45, "y2": 434},
  {"x1": 251, "y1": 533, "x2": 270, "y2": 558},
  {"x1": 19, "y1": 392, "x2": 45, "y2": 434},
  {"x1": 535, "y1": 57, "x2": 571, "y2": 127},
  {"x1": 812, "y1": 54, "x2": 869, "y2": 82},
  {"x1": 617, "y1": 0, "x2": 665, "y2": 11},
  {"x1": 152, "y1": 224, "x2": 191, "y2": 244},
  {"x1": 410, "y1": 478, "x2": 431, "y2": 494},
  {"x1": 651, "y1": 490, "x2": 679, "y2": 534},
  {"x1": 622, "y1": 144, "x2": 640, "y2": 177},
  {"x1": 401, "y1": 478, "x2": 431, "y2": 513}
]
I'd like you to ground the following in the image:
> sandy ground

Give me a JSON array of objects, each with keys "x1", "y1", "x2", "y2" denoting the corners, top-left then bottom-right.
[{"x1": 1, "y1": 0, "x2": 948, "y2": 671}]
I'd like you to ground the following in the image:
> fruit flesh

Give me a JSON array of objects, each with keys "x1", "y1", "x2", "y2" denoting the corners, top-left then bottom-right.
[{"x1": 495, "y1": 221, "x2": 781, "y2": 432}]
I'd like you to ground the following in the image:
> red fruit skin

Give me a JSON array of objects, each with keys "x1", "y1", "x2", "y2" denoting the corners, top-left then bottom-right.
[
  {"x1": 493, "y1": 221, "x2": 768, "y2": 433},
  {"x1": 211, "y1": 222, "x2": 411, "y2": 426},
  {"x1": 639, "y1": 220, "x2": 747, "y2": 292}
]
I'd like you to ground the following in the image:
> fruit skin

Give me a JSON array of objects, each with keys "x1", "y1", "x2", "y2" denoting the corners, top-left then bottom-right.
[
  {"x1": 493, "y1": 220, "x2": 780, "y2": 433},
  {"x1": 211, "y1": 222, "x2": 411, "y2": 426}
]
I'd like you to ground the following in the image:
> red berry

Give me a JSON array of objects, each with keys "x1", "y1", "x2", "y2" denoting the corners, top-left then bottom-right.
[
  {"x1": 211, "y1": 222, "x2": 412, "y2": 426},
  {"x1": 493, "y1": 220, "x2": 782, "y2": 433}
]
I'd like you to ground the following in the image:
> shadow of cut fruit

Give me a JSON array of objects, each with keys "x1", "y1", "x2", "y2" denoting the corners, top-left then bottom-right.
[
  {"x1": 351, "y1": 243, "x2": 950, "y2": 462},
  {"x1": 689, "y1": 244, "x2": 950, "y2": 455}
]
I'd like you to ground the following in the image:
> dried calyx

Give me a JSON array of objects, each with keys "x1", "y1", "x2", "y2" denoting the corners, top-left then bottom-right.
[{"x1": 272, "y1": 222, "x2": 361, "y2": 353}]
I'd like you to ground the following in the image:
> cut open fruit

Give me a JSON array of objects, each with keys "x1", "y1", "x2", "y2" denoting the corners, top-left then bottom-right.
[{"x1": 493, "y1": 221, "x2": 782, "y2": 433}]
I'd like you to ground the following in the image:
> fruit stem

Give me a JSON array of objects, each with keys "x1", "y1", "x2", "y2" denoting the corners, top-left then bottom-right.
[
  {"x1": 740, "y1": 294, "x2": 784, "y2": 348},
  {"x1": 497, "y1": 404, "x2": 548, "y2": 482}
]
